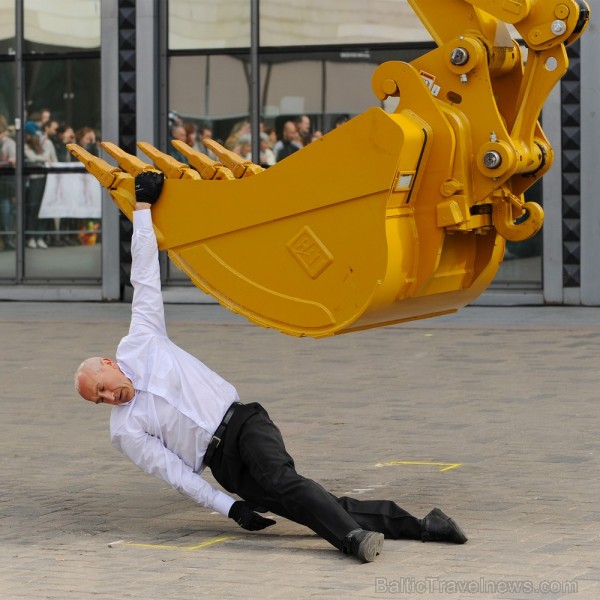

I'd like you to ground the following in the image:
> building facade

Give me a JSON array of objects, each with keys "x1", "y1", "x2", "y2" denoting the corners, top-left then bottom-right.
[{"x1": 0, "y1": 0, "x2": 597, "y2": 305}]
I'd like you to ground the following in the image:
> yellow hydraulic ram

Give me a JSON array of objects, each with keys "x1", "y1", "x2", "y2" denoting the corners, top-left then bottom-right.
[{"x1": 69, "y1": 0, "x2": 590, "y2": 338}]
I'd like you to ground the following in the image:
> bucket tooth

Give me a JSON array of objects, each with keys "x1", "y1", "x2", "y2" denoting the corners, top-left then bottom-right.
[
  {"x1": 137, "y1": 141, "x2": 201, "y2": 180},
  {"x1": 171, "y1": 140, "x2": 235, "y2": 180},
  {"x1": 66, "y1": 143, "x2": 123, "y2": 188},
  {"x1": 202, "y1": 138, "x2": 264, "y2": 178},
  {"x1": 101, "y1": 142, "x2": 155, "y2": 176}
]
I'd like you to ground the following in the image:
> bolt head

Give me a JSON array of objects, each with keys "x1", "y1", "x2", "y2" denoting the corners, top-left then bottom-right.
[
  {"x1": 450, "y1": 47, "x2": 469, "y2": 66},
  {"x1": 483, "y1": 151, "x2": 502, "y2": 169},
  {"x1": 551, "y1": 20, "x2": 567, "y2": 35}
]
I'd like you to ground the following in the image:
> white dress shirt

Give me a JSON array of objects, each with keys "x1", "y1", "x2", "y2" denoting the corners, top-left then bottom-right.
[{"x1": 110, "y1": 209, "x2": 238, "y2": 517}]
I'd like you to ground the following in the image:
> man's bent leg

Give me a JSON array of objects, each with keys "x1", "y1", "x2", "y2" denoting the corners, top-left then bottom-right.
[{"x1": 212, "y1": 404, "x2": 364, "y2": 550}]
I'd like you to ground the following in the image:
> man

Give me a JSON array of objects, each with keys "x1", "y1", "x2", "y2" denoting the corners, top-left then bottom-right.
[
  {"x1": 273, "y1": 121, "x2": 302, "y2": 162},
  {"x1": 294, "y1": 114, "x2": 311, "y2": 146},
  {"x1": 167, "y1": 123, "x2": 189, "y2": 164},
  {"x1": 74, "y1": 171, "x2": 467, "y2": 562}
]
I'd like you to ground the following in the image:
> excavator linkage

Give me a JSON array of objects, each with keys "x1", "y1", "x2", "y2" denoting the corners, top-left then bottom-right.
[{"x1": 69, "y1": 0, "x2": 590, "y2": 337}]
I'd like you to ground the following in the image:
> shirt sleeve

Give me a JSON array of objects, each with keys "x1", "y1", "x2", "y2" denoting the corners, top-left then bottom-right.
[
  {"x1": 129, "y1": 209, "x2": 167, "y2": 337},
  {"x1": 112, "y1": 426, "x2": 236, "y2": 517}
]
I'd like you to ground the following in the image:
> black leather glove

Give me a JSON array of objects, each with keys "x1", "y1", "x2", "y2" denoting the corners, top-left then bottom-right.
[
  {"x1": 135, "y1": 171, "x2": 164, "y2": 204},
  {"x1": 228, "y1": 501, "x2": 276, "y2": 531}
]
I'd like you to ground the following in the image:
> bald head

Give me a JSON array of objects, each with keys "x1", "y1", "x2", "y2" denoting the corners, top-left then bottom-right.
[
  {"x1": 74, "y1": 356, "x2": 135, "y2": 405},
  {"x1": 74, "y1": 357, "x2": 103, "y2": 395}
]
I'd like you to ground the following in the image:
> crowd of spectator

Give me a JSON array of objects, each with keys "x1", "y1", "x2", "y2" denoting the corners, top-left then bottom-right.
[
  {"x1": 0, "y1": 108, "x2": 100, "y2": 251},
  {"x1": 166, "y1": 111, "x2": 349, "y2": 171},
  {"x1": 0, "y1": 109, "x2": 353, "y2": 252}
]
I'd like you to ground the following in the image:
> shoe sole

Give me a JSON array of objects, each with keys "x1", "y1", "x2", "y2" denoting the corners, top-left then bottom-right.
[{"x1": 358, "y1": 531, "x2": 384, "y2": 562}]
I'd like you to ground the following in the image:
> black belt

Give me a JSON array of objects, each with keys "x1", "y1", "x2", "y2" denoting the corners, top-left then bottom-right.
[{"x1": 204, "y1": 402, "x2": 242, "y2": 466}]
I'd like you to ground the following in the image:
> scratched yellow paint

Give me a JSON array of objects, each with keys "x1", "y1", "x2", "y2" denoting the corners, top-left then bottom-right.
[
  {"x1": 383, "y1": 461, "x2": 462, "y2": 472},
  {"x1": 126, "y1": 535, "x2": 237, "y2": 551}
]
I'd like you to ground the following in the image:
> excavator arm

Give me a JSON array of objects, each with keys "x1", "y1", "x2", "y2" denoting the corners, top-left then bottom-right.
[{"x1": 69, "y1": 0, "x2": 590, "y2": 337}]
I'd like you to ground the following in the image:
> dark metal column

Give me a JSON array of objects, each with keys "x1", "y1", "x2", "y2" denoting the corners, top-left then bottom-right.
[
  {"x1": 250, "y1": 0, "x2": 260, "y2": 163},
  {"x1": 560, "y1": 41, "x2": 582, "y2": 302},
  {"x1": 117, "y1": 0, "x2": 137, "y2": 298},
  {"x1": 14, "y1": 0, "x2": 24, "y2": 280}
]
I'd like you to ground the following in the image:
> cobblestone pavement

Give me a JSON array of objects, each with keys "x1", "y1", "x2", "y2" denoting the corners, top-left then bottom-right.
[{"x1": 1, "y1": 302, "x2": 599, "y2": 599}]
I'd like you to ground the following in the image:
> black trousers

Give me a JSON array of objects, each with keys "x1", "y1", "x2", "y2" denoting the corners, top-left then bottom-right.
[{"x1": 208, "y1": 403, "x2": 423, "y2": 550}]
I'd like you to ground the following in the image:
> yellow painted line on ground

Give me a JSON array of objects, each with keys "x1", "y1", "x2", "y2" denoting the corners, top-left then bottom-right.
[
  {"x1": 125, "y1": 535, "x2": 237, "y2": 551},
  {"x1": 381, "y1": 461, "x2": 462, "y2": 472}
]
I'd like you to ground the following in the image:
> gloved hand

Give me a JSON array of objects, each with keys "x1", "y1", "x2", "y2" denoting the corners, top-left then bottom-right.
[
  {"x1": 135, "y1": 171, "x2": 164, "y2": 204},
  {"x1": 228, "y1": 501, "x2": 276, "y2": 531}
]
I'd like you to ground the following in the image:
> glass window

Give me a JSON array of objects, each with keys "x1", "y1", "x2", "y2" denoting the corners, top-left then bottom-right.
[
  {"x1": 169, "y1": 54, "x2": 250, "y2": 144},
  {"x1": 168, "y1": 53, "x2": 250, "y2": 282},
  {"x1": 0, "y1": 57, "x2": 15, "y2": 277},
  {"x1": 25, "y1": 58, "x2": 100, "y2": 129},
  {"x1": 0, "y1": 170, "x2": 16, "y2": 276},
  {"x1": 259, "y1": 48, "x2": 425, "y2": 134},
  {"x1": 324, "y1": 60, "x2": 377, "y2": 118},
  {"x1": 0, "y1": 60, "x2": 16, "y2": 139},
  {"x1": 169, "y1": 0, "x2": 250, "y2": 50},
  {"x1": 0, "y1": 0, "x2": 15, "y2": 55},
  {"x1": 492, "y1": 180, "x2": 543, "y2": 288},
  {"x1": 260, "y1": 0, "x2": 429, "y2": 46},
  {"x1": 263, "y1": 59, "x2": 322, "y2": 118},
  {"x1": 24, "y1": 0, "x2": 100, "y2": 54},
  {"x1": 23, "y1": 57, "x2": 101, "y2": 281}
]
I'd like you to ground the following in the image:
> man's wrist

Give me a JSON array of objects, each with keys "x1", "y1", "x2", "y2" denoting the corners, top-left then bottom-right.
[{"x1": 135, "y1": 202, "x2": 152, "y2": 211}]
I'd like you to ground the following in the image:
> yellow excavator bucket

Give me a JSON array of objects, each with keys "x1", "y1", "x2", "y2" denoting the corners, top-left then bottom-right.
[{"x1": 69, "y1": 0, "x2": 590, "y2": 338}]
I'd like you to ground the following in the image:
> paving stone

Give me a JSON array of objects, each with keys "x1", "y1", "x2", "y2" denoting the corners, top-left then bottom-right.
[{"x1": 0, "y1": 303, "x2": 599, "y2": 598}]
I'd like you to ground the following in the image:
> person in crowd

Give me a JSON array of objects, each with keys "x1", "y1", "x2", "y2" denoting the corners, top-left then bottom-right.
[
  {"x1": 24, "y1": 121, "x2": 53, "y2": 249},
  {"x1": 76, "y1": 127, "x2": 99, "y2": 157},
  {"x1": 0, "y1": 115, "x2": 16, "y2": 251},
  {"x1": 168, "y1": 110, "x2": 183, "y2": 128},
  {"x1": 235, "y1": 132, "x2": 275, "y2": 167},
  {"x1": 75, "y1": 127, "x2": 101, "y2": 244},
  {"x1": 274, "y1": 121, "x2": 302, "y2": 162},
  {"x1": 266, "y1": 127, "x2": 278, "y2": 149},
  {"x1": 225, "y1": 120, "x2": 251, "y2": 153},
  {"x1": 333, "y1": 114, "x2": 350, "y2": 129},
  {"x1": 168, "y1": 123, "x2": 189, "y2": 164},
  {"x1": 52, "y1": 125, "x2": 79, "y2": 246},
  {"x1": 41, "y1": 120, "x2": 59, "y2": 162},
  {"x1": 40, "y1": 120, "x2": 63, "y2": 246},
  {"x1": 53, "y1": 125, "x2": 76, "y2": 162},
  {"x1": 238, "y1": 134, "x2": 252, "y2": 161},
  {"x1": 28, "y1": 111, "x2": 44, "y2": 130},
  {"x1": 40, "y1": 108, "x2": 51, "y2": 126},
  {"x1": 74, "y1": 171, "x2": 468, "y2": 563},
  {"x1": 184, "y1": 123, "x2": 200, "y2": 152},
  {"x1": 294, "y1": 114, "x2": 311, "y2": 146},
  {"x1": 259, "y1": 132, "x2": 276, "y2": 167},
  {"x1": 311, "y1": 130, "x2": 323, "y2": 142},
  {"x1": 199, "y1": 123, "x2": 218, "y2": 160}
]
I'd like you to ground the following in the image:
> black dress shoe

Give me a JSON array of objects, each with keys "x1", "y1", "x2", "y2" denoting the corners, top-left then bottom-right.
[
  {"x1": 342, "y1": 528, "x2": 384, "y2": 562},
  {"x1": 421, "y1": 508, "x2": 468, "y2": 544}
]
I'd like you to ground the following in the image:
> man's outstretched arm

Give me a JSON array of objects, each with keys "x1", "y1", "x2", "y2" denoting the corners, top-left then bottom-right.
[{"x1": 128, "y1": 172, "x2": 167, "y2": 337}]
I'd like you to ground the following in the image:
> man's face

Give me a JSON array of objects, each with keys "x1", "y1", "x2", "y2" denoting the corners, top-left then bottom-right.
[
  {"x1": 78, "y1": 358, "x2": 135, "y2": 405},
  {"x1": 172, "y1": 126, "x2": 187, "y2": 142},
  {"x1": 62, "y1": 128, "x2": 75, "y2": 143},
  {"x1": 46, "y1": 121, "x2": 58, "y2": 137},
  {"x1": 283, "y1": 122, "x2": 297, "y2": 141},
  {"x1": 297, "y1": 116, "x2": 310, "y2": 134}
]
